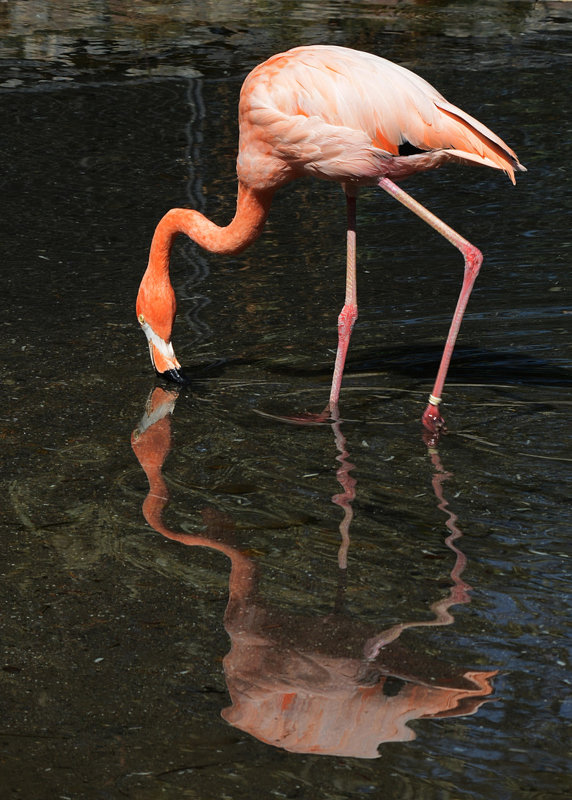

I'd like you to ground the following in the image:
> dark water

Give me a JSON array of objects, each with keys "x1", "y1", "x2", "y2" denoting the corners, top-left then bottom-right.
[{"x1": 1, "y1": 2, "x2": 570, "y2": 798}]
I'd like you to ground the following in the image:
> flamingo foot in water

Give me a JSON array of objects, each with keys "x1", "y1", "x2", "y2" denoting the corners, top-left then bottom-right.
[{"x1": 422, "y1": 400, "x2": 447, "y2": 436}]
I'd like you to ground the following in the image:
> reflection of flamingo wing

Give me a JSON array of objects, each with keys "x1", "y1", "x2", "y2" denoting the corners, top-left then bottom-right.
[{"x1": 222, "y1": 647, "x2": 497, "y2": 757}]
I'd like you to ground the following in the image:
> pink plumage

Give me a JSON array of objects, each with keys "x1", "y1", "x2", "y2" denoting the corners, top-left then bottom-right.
[{"x1": 237, "y1": 45, "x2": 524, "y2": 187}]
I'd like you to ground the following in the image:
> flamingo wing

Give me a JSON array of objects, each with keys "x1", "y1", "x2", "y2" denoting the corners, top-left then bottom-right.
[{"x1": 237, "y1": 45, "x2": 525, "y2": 189}]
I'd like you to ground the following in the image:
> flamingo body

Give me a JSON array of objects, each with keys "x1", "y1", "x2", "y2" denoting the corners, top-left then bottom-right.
[
  {"x1": 237, "y1": 45, "x2": 522, "y2": 189},
  {"x1": 137, "y1": 45, "x2": 525, "y2": 432}
]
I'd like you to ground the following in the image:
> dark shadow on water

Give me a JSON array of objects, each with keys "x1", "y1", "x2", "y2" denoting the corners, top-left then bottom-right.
[{"x1": 264, "y1": 344, "x2": 572, "y2": 388}]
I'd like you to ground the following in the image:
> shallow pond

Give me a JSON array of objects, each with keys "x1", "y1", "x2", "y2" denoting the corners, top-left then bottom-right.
[{"x1": 1, "y1": 2, "x2": 570, "y2": 798}]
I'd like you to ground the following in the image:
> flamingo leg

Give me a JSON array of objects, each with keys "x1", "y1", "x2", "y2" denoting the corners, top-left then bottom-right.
[
  {"x1": 329, "y1": 192, "x2": 358, "y2": 412},
  {"x1": 378, "y1": 177, "x2": 483, "y2": 433}
]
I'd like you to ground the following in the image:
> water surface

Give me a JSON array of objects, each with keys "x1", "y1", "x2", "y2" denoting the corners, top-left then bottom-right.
[{"x1": 1, "y1": 2, "x2": 570, "y2": 798}]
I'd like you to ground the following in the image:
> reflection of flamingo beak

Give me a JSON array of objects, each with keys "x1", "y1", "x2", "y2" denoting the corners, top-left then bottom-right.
[{"x1": 138, "y1": 317, "x2": 189, "y2": 385}]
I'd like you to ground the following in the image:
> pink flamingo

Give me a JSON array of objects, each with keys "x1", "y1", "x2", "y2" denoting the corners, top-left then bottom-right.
[{"x1": 136, "y1": 45, "x2": 525, "y2": 432}]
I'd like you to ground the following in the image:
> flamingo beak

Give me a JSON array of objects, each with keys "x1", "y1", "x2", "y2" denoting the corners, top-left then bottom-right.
[{"x1": 138, "y1": 316, "x2": 189, "y2": 385}]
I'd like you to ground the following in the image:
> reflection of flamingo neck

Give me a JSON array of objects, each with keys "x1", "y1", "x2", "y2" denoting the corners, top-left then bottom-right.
[{"x1": 131, "y1": 399, "x2": 256, "y2": 597}]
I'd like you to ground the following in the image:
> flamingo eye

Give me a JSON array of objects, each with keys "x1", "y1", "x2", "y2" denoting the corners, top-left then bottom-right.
[{"x1": 138, "y1": 314, "x2": 145, "y2": 325}]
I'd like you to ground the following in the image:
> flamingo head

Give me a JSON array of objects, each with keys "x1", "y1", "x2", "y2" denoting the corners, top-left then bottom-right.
[{"x1": 136, "y1": 280, "x2": 188, "y2": 384}]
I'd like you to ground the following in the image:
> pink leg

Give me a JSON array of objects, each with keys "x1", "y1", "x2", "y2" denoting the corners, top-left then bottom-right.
[
  {"x1": 329, "y1": 193, "x2": 358, "y2": 412},
  {"x1": 378, "y1": 177, "x2": 483, "y2": 434}
]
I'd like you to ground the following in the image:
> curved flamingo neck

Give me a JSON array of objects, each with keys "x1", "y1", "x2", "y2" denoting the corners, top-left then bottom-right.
[
  {"x1": 136, "y1": 182, "x2": 274, "y2": 349},
  {"x1": 149, "y1": 181, "x2": 274, "y2": 270}
]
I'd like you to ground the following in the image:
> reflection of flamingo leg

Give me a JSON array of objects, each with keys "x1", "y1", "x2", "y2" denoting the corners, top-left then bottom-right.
[
  {"x1": 330, "y1": 411, "x2": 356, "y2": 570},
  {"x1": 328, "y1": 414, "x2": 470, "y2": 658},
  {"x1": 363, "y1": 443, "x2": 472, "y2": 661},
  {"x1": 429, "y1": 446, "x2": 471, "y2": 605}
]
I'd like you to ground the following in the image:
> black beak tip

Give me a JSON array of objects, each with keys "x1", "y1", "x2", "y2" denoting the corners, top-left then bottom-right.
[{"x1": 157, "y1": 367, "x2": 191, "y2": 386}]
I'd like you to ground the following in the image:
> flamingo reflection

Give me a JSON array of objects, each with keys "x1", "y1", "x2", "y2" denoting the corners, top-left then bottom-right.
[{"x1": 131, "y1": 388, "x2": 496, "y2": 758}]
